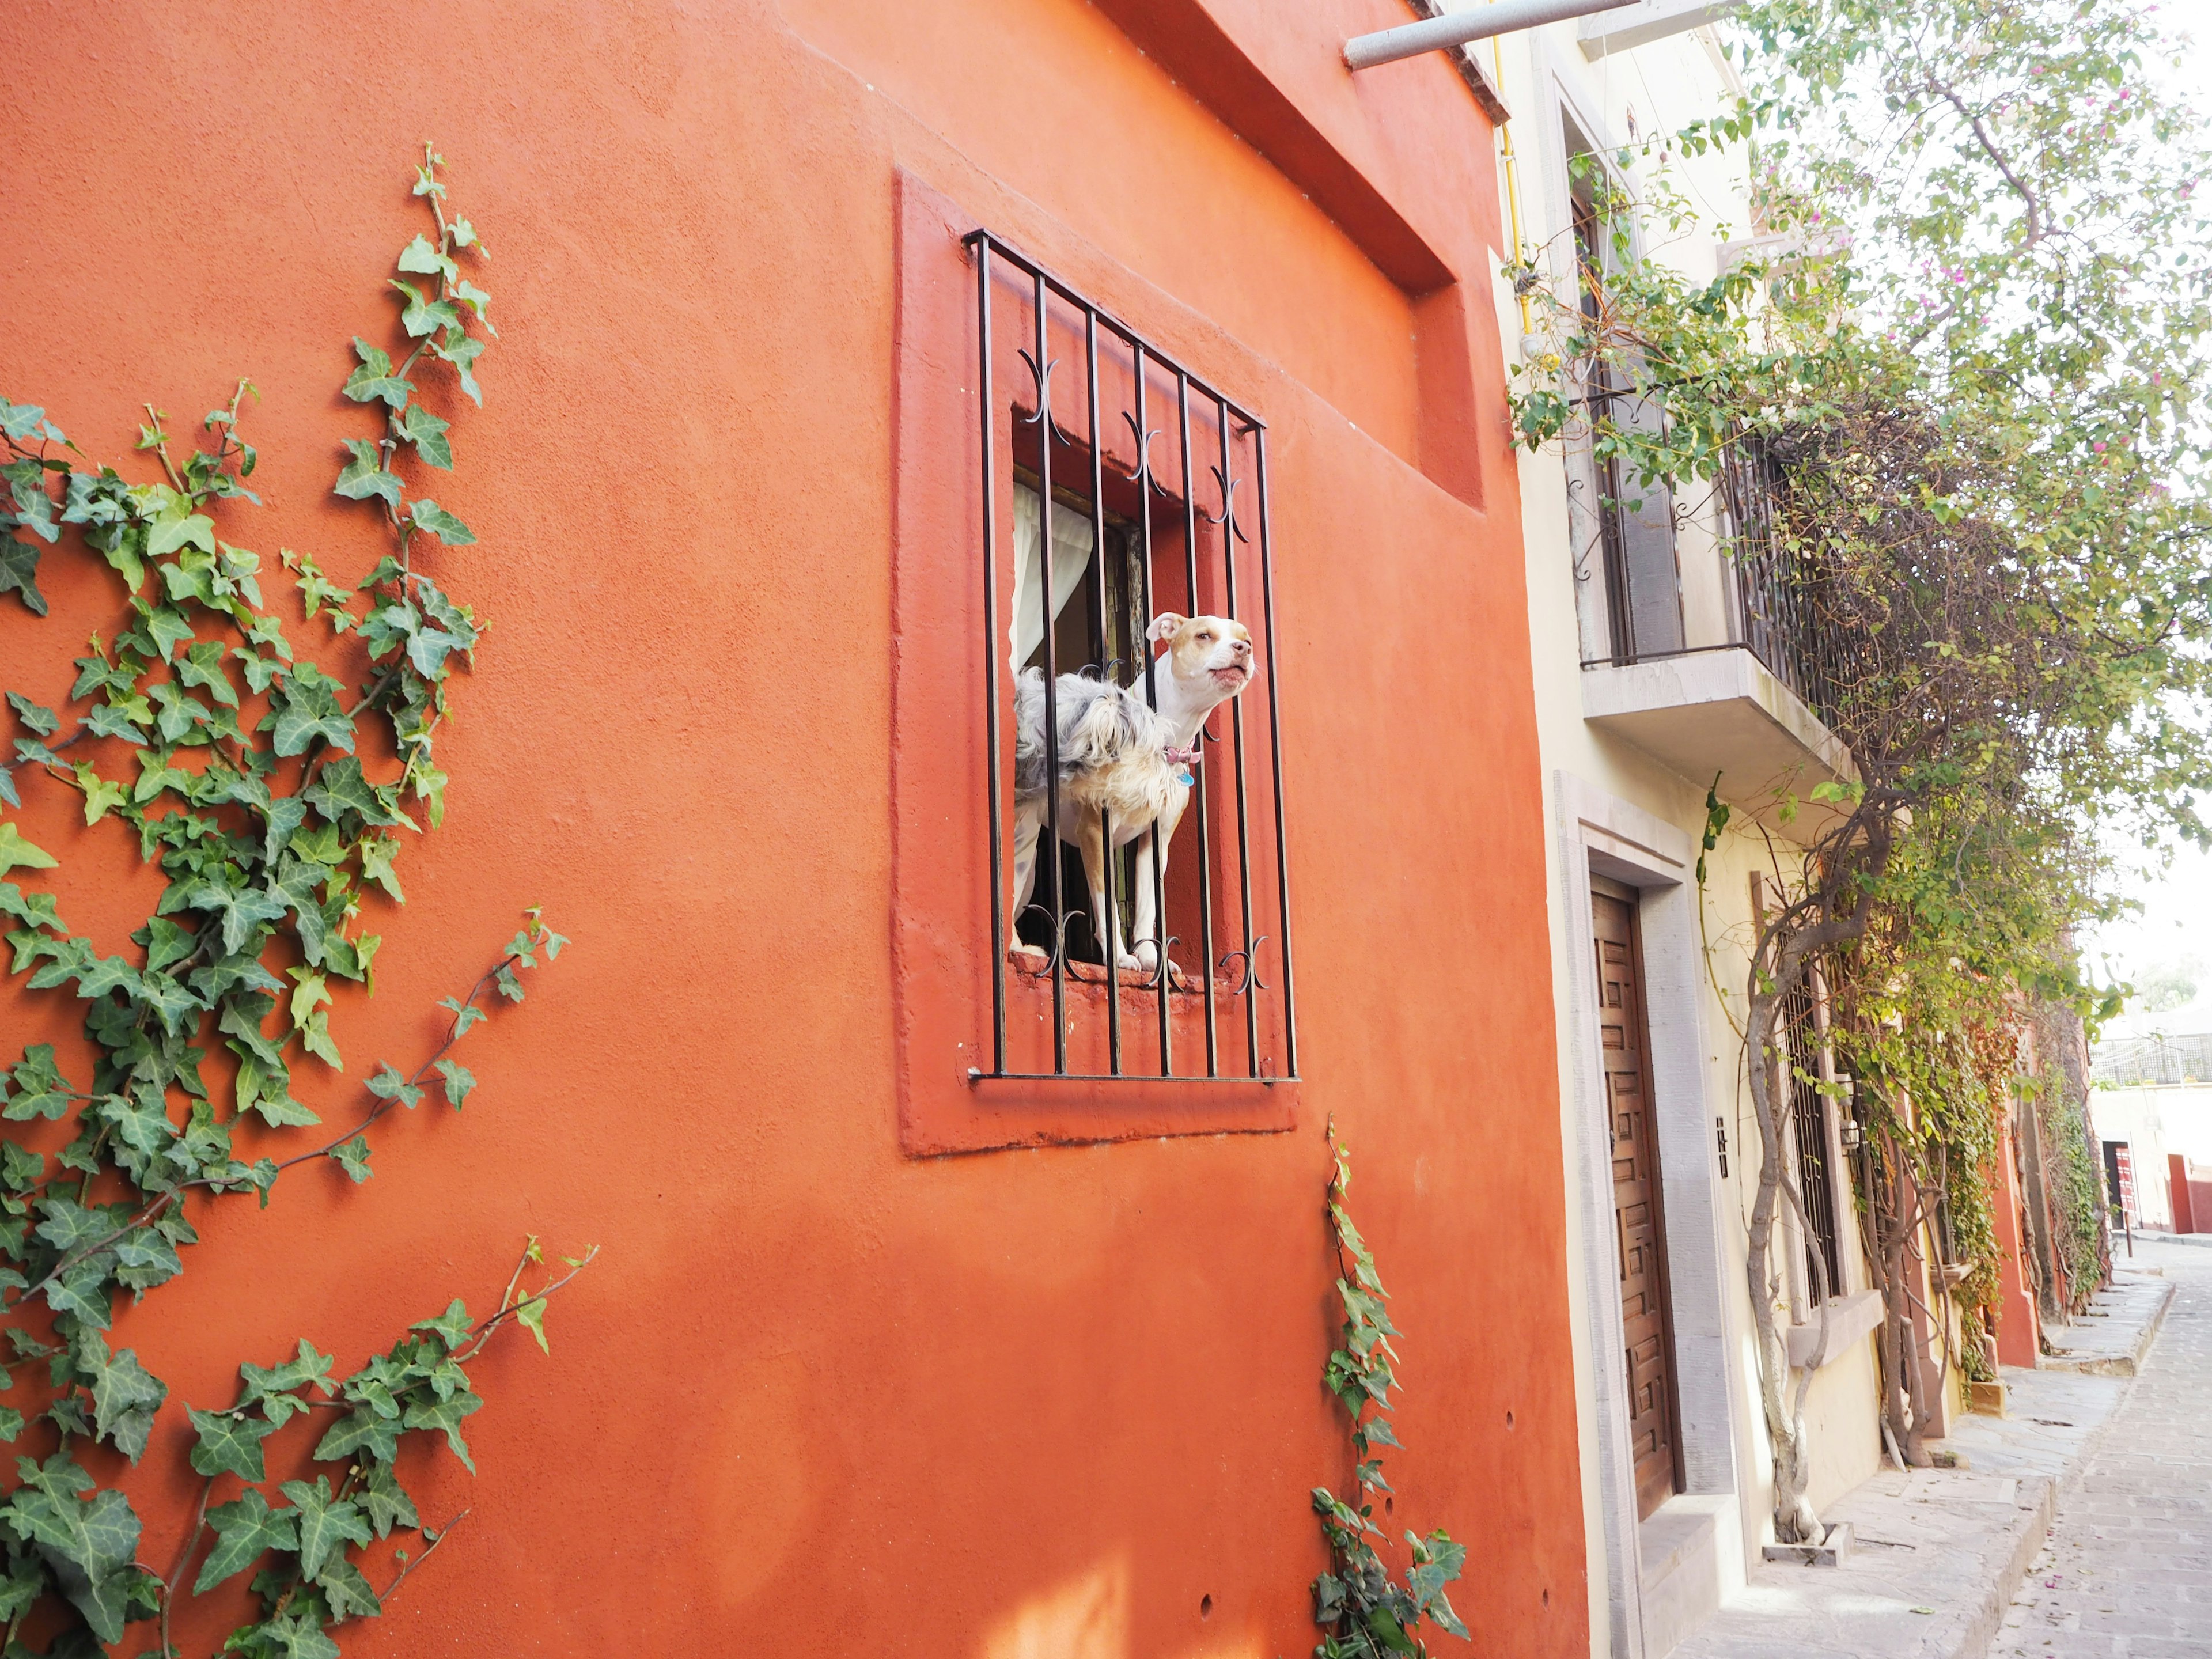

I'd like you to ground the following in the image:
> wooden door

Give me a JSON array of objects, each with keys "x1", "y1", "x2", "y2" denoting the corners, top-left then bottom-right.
[{"x1": 1594, "y1": 880, "x2": 1681, "y2": 1520}]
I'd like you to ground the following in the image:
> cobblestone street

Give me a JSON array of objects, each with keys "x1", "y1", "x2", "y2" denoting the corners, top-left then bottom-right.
[{"x1": 1995, "y1": 1243, "x2": 2212, "y2": 1657}]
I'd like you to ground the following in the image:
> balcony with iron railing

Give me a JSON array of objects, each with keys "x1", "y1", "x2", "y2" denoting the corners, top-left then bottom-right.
[{"x1": 1572, "y1": 418, "x2": 1857, "y2": 837}]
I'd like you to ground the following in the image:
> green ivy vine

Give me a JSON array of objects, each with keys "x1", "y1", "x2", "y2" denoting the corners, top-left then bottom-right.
[
  {"x1": 0, "y1": 147, "x2": 588, "y2": 1658},
  {"x1": 1310, "y1": 1125, "x2": 1468, "y2": 1659}
]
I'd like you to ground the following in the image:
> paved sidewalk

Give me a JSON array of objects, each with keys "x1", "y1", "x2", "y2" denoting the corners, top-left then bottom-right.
[
  {"x1": 2040, "y1": 1269, "x2": 2178, "y2": 1377},
  {"x1": 1992, "y1": 1242, "x2": 2212, "y2": 1658},
  {"x1": 1672, "y1": 1260, "x2": 2179, "y2": 1659}
]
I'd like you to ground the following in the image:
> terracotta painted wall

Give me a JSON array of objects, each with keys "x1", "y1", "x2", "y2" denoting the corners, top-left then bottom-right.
[
  {"x1": 1993, "y1": 1113, "x2": 2043, "y2": 1368},
  {"x1": 0, "y1": 2, "x2": 1584, "y2": 1654}
]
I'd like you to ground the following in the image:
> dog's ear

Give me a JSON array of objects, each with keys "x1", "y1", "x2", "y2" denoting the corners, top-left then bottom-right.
[{"x1": 1146, "y1": 612, "x2": 1187, "y2": 644}]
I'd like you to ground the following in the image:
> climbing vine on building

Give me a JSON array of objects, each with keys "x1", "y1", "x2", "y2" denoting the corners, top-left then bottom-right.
[
  {"x1": 1310, "y1": 1124, "x2": 1468, "y2": 1659},
  {"x1": 0, "y1": 147, "x2": 588, "y2": 1657}
]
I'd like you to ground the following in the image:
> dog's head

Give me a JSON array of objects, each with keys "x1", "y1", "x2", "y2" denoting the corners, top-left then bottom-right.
[{"x1": 1146, "y1": 612, "x2": 1255, "y2": 702}]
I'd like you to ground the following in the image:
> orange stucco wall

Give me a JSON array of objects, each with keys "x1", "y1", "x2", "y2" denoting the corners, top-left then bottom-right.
[
  {"x1": 1993, "y1": 1111, "x2": 2043, "y2": 1368},
  {"x1": 0, "y1": 2, "x2": 1582, "y2": 1654}
]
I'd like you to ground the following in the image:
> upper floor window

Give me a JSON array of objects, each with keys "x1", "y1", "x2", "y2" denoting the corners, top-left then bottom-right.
[
  {"x1": 966, "y1": 229, "x2": 1298, "y2": 1087},
  {"x1": 1563, "y1": 120, "x2": 1684, "y2": 667}
]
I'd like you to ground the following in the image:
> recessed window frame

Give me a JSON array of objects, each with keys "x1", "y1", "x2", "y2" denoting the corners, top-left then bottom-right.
[{"x1": 968, "y1": 226, "x2": 1300, "y2": 1092}]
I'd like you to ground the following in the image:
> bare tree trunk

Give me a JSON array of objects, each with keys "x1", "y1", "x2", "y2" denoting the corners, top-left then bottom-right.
[{"x1": 1745, "y1": 938, "x2": 1825, "y2": 1543}]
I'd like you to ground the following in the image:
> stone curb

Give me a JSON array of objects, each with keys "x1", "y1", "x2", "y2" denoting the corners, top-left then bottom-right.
[
  {"x1": 2037, "y1": 1274, "x2": 2177, "y2": 1377},
  {"x1": 1959, "y1": 1476, "x2": 2059, "y2": 1659}
]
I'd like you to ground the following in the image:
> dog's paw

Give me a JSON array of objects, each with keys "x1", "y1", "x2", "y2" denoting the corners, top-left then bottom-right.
[{"x1": 1116, "y1": 952, "x2": 1145, "y2": 974}]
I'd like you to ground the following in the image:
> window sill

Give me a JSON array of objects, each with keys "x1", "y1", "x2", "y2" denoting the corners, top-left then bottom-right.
[{"x1": 1786, "y1": 1287, "x2": 1885, "y2": 1370}]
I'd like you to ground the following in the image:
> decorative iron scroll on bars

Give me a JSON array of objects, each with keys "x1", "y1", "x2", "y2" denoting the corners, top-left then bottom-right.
[{"x1": 967, "y1": 228, "x2": 1298, "y2": 1085}]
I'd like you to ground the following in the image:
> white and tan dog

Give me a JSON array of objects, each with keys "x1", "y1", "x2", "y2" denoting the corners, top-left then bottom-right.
[{"x1": 1011, "y1": 612, "x2": 1255, "y2": 974}]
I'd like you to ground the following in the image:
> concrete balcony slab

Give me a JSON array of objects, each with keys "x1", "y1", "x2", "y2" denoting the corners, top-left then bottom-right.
[{"x1": 1581, "y1": 646, "x2": 1856, "y2": 842}]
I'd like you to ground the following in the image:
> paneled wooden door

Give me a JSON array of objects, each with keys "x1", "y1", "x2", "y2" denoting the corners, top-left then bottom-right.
[{"x1": 1593, "y1": 878, "x2": 1682, "y2": 1520}]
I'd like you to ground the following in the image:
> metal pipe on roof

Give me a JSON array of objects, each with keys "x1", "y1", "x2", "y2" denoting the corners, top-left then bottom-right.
[{"x1": 1344, "y1": 0, "x2": 1639, "y2": 70}]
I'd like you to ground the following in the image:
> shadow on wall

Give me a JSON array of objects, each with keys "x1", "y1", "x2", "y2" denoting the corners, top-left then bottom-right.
[{"x1": 981, "y1": 1559, "x2": 1262, "y2": 1659}]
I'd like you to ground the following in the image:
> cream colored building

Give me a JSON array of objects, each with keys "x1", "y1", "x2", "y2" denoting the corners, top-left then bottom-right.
[{"x1": 1471, "y1": 4, "x2": 1888, "y2": 1652}]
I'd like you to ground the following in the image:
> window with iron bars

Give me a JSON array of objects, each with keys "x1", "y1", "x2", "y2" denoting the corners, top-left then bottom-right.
[
  {"x1": 967, "y1": 229, "x2": 1298, "y2": 1086},
  {"x1": 1780, "y1": 979, "x2": 1846, "y2": 1303}
]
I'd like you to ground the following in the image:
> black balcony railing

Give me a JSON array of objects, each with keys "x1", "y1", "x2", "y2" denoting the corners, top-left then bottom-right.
[
  {"x1": 1578, "y1": 413, "x2": 1850, "y2": 736},
  {"x1": 1717, "y1": 438, "x2": 1847, "y2": 730}
]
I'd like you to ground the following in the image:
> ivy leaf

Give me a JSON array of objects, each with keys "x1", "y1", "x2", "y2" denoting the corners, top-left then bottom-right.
[
  {"x1": 194, "y1": 1488, "x2": 298, "y2": 1593},
  {"x1": 392, "y1": 281, "x2": 464, "y2": 340},
  {"x1": 432, "y1": 334, "x2": 485, "y2": 406},
  {"x1": 278, "y1": 1475, "x2": 372, "y2": 1581},
  {"x1": 79, "y1": 1333, "x2": 168, "y2": 1464},
  {"x1": 252, "y1": 1613, "x2": 342, "y2": 1659},
  {"x1": 359, "y1": 1465, "x2": 417, "y2": 1539},
  {"x1": 207, "y1": 884, "x2": 289, "y2": 957},
  {"x1": 400, "y1": 1389, "x2": 483, "y2": 1473},
  {"x1": 0, "y1": 539, "x2": 46, "y2": 616},
  {"x1": 5, "y1": 1045, "x2": 75, "y2": 1120},
  {"x1": 73, "y1": 954, "x2": 141, "y2": 1001},
  {"x1": 305, "y1": 756, "x2": 400, "y2": 827},
  {"x1": 396, "y1": 403, "x2": 453, "y2": 469},
  {"x1": 142, "y1": 915, "x2": 199, "y2": 975},
  {"x1": 317, "y1": 1554, "x2": 382, "y2": 1619},
  {"x1": 311, "y1": 1406, "x2": 399, "y2": 1467},
  {"x1": 334, "y1": 438, "x2": 401, "y2": 509},
  {"x1": 75, "y1": 762, "x2": 127, "y2": 824},
  {"x1": 237, "y1": 1048, "x2": 320, "y2": 1129},
  {"x1": 437, "y1": 996, "x2": 486, "y2": 1039},
  {"x1": 0, "y1": 822, "x2": 58, "y2": 877},
  {"x1": 83, "y1": 702, "x2": 147, "y2": 745},
  {"x1": 0, "y1": 880, "x2": 62, "y2": 929},
  {"x1": 141, "y1": 605, "x2": 195, "y2": 662},
  {"x1": 44, "y1": 1259, "x2": 113, "y2": 1332},
  {"x1": 112, "y1": 1226, "x2": 183, "y2": 1291},
  {"x1": 358, "y1": 834, "x2": 404, "y2": 902},
  {"x1": 269, "y1": 663, "x2": 355, "y2": 757},
  {"x1": 408, "y1": 499, "x2": 475, "y2": 546},
  {"x1": 452, "y1": 277, "x2": 494, "y2": 331},
  {"x1": 514, "y1": 1294, "x2": 550, "y2": 1354},
  {"x1": 240, "y1": 1338, "x2": 337, "y2": 1412},
  {"x1": 342, "y1": 338, "x2": 412, "y2": 410},
  {"x1": 434, "y1": 1058, "x2": 475, "y2": 1108},
  {"x1": 9, "y1": 1482, "x2": 142, "y2": 1642},
  {"x1": 143, "y1": 509, "x2": 215, "y2": 560},
  {"x1": 3, "y1": 692, "x2": 58, "y2": 737},
  {"x1": 410, "y1": 1298, "x2": 473, "y2": 1349},
  {"x1": 365, "y1": 1064, "x2": 423, "y2": 1109},
  {"x1": 395, "y1": 234, "x2": 457, "y2": 281},
  {"x1": 329, "y1": 1135, "x2": 372, "y2": 1183}
]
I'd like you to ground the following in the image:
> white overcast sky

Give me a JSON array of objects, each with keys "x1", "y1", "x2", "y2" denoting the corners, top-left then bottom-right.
[{"x1": 2077, "y1": 10, "x2": 2212, "y2": 1000}]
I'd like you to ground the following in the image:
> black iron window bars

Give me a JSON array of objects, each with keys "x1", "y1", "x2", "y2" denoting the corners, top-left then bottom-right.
[
  {"x1": 1781, "y1": 979, "x2": 1846, "y2": 1304},
  {"x1": 968, "y1": 228, "x2": 1297, "y2": 1085}
]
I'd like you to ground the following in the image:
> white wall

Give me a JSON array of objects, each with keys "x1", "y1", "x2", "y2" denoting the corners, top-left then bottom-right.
[
  {"x1": 1482, "y1": 17, "x2": 1885, "y2": 1653},
  {"x1": 2089, "y1": 1085, "x2": 2212, "y2": 1230}
]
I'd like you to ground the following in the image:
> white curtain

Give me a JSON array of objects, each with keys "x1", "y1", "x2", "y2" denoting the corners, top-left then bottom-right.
[{"x1": 1010, "y1": 481, "x2": 1095, "y2": 671}]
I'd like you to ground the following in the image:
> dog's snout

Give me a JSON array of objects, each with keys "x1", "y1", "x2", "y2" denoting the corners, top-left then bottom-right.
[{"x1": 1231, "y1": 638, "x2": 1252, "y2": 659}]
